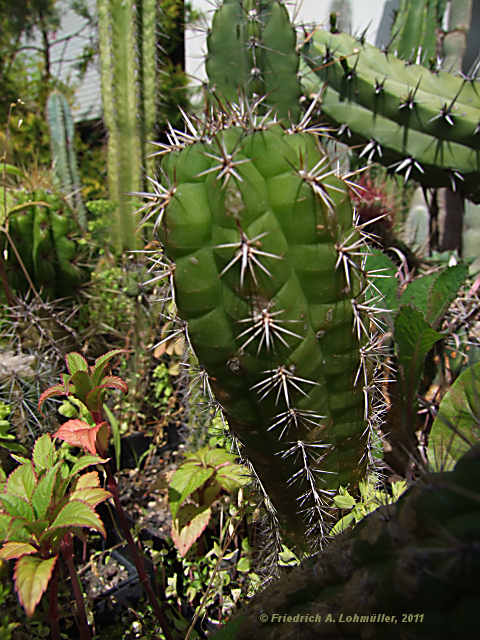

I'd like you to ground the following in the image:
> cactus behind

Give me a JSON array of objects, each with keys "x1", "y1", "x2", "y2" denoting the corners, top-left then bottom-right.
[
  {"x1": 144, "y1": 108, "x2": 385, "y2": 549},
  {"x1": 46, "y1": 91, "x2": 87, "y2": 229},
  {"x1": 3, "y1": 190, "x2": 86, "y2": 299},
  {"x1": 301, "y1": 29, "x2": 480, "y2": 202},
  {"x1": 205, "y1": 0, "x2": 302, "y2": 122}
]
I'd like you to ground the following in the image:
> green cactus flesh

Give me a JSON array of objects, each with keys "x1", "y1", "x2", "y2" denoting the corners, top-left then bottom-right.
[
  {"x1": 5, "y1": 190, "x2": 85, "y2": 299},
  {"x1": 213, "y1": 445, "x2": 480, "y2": 639},
  {"x1": 206, "y1": 0, "x2": 302, "y2": 122},
  {"x1": 150, "y1": 118, "x2": 383, "y2": 546},
  {"x1": 301, "y1": 29, "x2": 480, "y2": 203}
]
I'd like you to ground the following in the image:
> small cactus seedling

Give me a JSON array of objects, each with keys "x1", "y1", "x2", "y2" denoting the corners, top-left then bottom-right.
[
  {"x1": 141, "y1": 104, "x2": 387, "y2": 549},
  {"x1": 301, "y1": 28, "x2": 480, "y2": 202}
]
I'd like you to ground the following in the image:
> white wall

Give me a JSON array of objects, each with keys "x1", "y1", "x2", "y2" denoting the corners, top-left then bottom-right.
[{"x1": 186, "y1": 0, "x2": 389, "y2": 87}]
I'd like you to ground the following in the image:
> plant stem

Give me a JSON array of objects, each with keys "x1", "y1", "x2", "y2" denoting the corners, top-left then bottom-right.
[
  {"x1": 60, "y1": 533, "x2": 92, "y2": 640},
  {"x1": 48, "y1": 559, "x2": 61, "y2": 640},
  {"x1": 103, "y1": 461, "x2": 173, "y2": 640}
]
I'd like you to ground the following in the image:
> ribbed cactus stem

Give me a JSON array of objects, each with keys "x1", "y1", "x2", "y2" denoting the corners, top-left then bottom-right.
[
  {"x1": 46, "y1": 91, "x2": 87, "y2": 229},
  {"x1": 143, "y1": 106, "x2": 386, "y2": 550},
  {"x1": 97, "y1": 0, "x2": 143, "y2": 250}
]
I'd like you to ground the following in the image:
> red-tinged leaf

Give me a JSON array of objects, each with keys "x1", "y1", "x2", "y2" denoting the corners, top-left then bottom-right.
[
  {"x1": 171, "y1": 505, "x2": 211, "y2": 557},
  {"x1": 14, "y1": 555, "x2": 57, "y2": 617},
  {"x1": 38, "y1": 384, "x2": 68, "y2": 415},
  {"x1": 75, "y1": 471, "x2": 100, "y2": 490},
  {"x1": 169, "y1": 464, "x2": 215, "y2": 519},
  {"x1": 6, "y1": 463, "x2": 37, "y2": 501},
  {"x1": 69, "y1": 455, "x2": 109, "y2": 477},
  {"x1": 49, "y1": 500, "x2": 106, "y2": 537},
  {"x1": 0, "y1": 494, "x2": 35, "y2": 523},
  {"x1": 98, "y1": 375, "x2": 128, "y2": 394},
  {"x1": 0, "y1": 513, "x2": 13, "y2": 540},
  {"x1": 53, "y1": 420, "x2": 101, "y2": 456},
  {"x1": 32, "y1": 434, "x2": 56, "y2": 473},
  {"x1": 0, "y1": 542, "x2": 37, "y2": 560},
  {"x1": 91, "y1": 349, "x2": 126, "y2": 386},
  {"x1": 69, "y1": 487, "x2": 111, "y2": 507},
  {"x1": 65, "y1": 352, "x2": 88, "y2": 375},
  {"x1": 31, "y1": 467, "x2": 58, "y2": 520}
]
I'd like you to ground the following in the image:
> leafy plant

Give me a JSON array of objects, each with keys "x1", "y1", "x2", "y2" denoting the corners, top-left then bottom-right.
[
  {"x1": 0, "y1": 401, "x2": 27, "y2": 457},
  {"x1": 169, "y1": 446, "x2": 250, "y2": 556},
  {"x1": 0, "y1": 432, "x2": 110, "y2": 637}
]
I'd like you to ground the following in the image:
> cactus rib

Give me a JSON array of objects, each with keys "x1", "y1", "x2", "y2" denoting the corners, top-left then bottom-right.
[{"x1": 301, "y1": 29, "x2": 480, "y2": 202}]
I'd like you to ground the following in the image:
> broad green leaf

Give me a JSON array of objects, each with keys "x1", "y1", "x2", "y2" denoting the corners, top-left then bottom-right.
[
  {"x1": 169, "y1": 463, "x2": 215, "y2": 519},
  {"x1": 70, "y1": 371, "x2": 93, "y2": 402},
  {"x1": 1, "y1": 163, "x2": 25, "y2": 179},
  {"x1": 428, "y1": 362, "x2": 480, "y2": 471},
  {"x1": 171, "y1": 505, "x2": 211, "y2": 557},
  {"x1": 0, "y1": 513, "x2": 13, "y2": 539},
  {"x1": 74, "y1": 471, "x2": 100, "y2": 490},
  {"x1": 49, "y1": 500, "x2": 106, "y2": 537},
  {"x1": 394, "y1": 305, "x2": 443, "y2": 403},
  {"x1": 202, "y1": 447, "x2": 237, "y2": 467},
  {"x1": 426, "y1": 264, "x2": 468, "y2": 329},
  {"x1": 0, "y1": 494, "x2": 35, "y2": 523},
  {"x1": 0, "y1": 541, "x2": 37, "y2": 560},
  {"x1": 330, "y1": 511, "x2": 356, "y2": 535},
  {"x1": 6, "y1": 463, "x2": 37, "y2": 501},
  {"x1": 65, "y1": 352, "x2": 89, "y2": 375},
  {"x1": 69, "y1": 487, "x2": 111, "y2": 508},
  {"x1": 69, "y1": 455, "x2": 108, "y2": 477},
  {"x1": 333, "y1": 493, "x2": 356, "y2": 510},
  {"x1": 5, "y1": 519, "x2": 32, "y2": 543},
  {"x1": 216, "y1": 463, "x2": 250, "y2": 491},
  {"x1": 14, "y1": 555, "x2": 57, "y2": 617},
  {"x1": 236, "y1": 556, "x2": 250, "y2": 573},
  {"x1": 400, "y1": 272, "x2": 439, "y2": 315},
  {"x1": 91, "y1": 349, "x2": 126, "y2": 386},
  {"x1": 32, "y1": 434, "x2": 55, "y2": 473},
  {"x1": 31, "y1": 467, "x2": 58, "y2": 520}
]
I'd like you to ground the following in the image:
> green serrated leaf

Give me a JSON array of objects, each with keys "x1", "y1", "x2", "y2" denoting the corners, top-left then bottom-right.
[
  {"x1": 31, "y1": 467, "x2": 58, "y2": 520},
  {"x1": 400, "y1": 272, "x2": 439, "y2": 315},
  {"x1": 216, "y1": 463, "x2": 250, "y2": 492},
  {"x1": 6, "y1": 463, "x2": 37, "y2": 501},
  {"x1": 394, "y1": 305, "x2": 443, "y2": 403},
  {"x1": 426, "y1": 264, "x2": 468, "y2": 329},
  {"x1": 69, "y1": 487, "x2": 111, "y2": 508},
  {"x1": 91, "y1": 349, "x2": 125, "y2": 387},
  {"x1": 330, "y1": 511, "x2": 356, "y2": 535},
  {"x1": 48, "y1": 500, "x2": 106, "y2": 537},
  {"x1": 0, "y1": 513, "x2": 13, "y2": 539},
  {"x1": 70, "y1": 371, "x2": 93, "y2": 402},
  {"x1": 32, "y1": 435, "x2": 56, "y2": 473},
  {"x1": 14, "y1": 555, "x2": 57, "y2": 617},
  {"x1": 236, "y1": 556, "x2": 250, "y2": 572},
  {"x1": 65, "y1": 352, "x2": 89, "y2": 375},
  {"x1": 428, "y1": 362, "x2": 480, "y2": 470},
  {"x1": 0, "y1": 541, "x2": 37, "y2": 560},
  {"x1": 169, "y1": 462, "x2": 215, "y2": 519},
  {"x1": 333, "y1": 493, "x2": 356, "y2": 509},
  {"x1": 69, "y1": 455, "x2": 108, "y2": 477},
  {"x1": 171, "y1": 505, "x2": 211, "y2": 557},
  {"x1": 0, "y1": 494, "x2": 35, "y2": 523}
]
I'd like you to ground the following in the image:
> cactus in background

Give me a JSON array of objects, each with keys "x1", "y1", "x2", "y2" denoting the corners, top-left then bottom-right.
[
  {"x1": 301, "y1": 28, "x2": 480, "y2": 202},
  {"x1": 212, "y1": 443, "x2": 480, "y2": 639},
  {"x1": 97, "y1": 0, "x2": 154, "y2": 250},
  {"x1": 389, "y1": 0, "x2": 447, "y2": 65},
  {"x1": 142, "y1": 106, "x2": 387, "y2": 549},
  {"x1": 205, "y1": 0, "x2": 302, "y2": 122},
  {"x1": 329, "y1": 0, "x2": 353, "y2": 34},
  {"x1": 3, "y1": 190, "x2": 86, "y2": 299},
  {"x1": 46, "y1": 91, "x2": 87, "y2": 230}
]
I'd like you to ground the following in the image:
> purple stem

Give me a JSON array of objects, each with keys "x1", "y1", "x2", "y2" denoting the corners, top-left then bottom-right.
[{"x1": 60, "y1": 533, "x2": 92, "y2": 640}]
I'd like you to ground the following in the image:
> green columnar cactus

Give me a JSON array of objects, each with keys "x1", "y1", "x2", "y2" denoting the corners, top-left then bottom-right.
[
  {"x1": 4, "y1": 190, "x2": 86, "y2": 299},
  {"x1": 144, "y1": 110, "x2": 385, "y2": 549},
  {"x1": 46, "y1": 91, "x2": 87, "y2": 230},
  {"x1": 301, "y1": 29, "x2": 480, "y2": 202},
  {"x1": 97, "y1": 0, "x2": 146, "y2": 250},
  {"x1": 389, "y1": 0, "x2": 447, "y2": 66},
  {"x1": 205, "y1": 0, "x2": 302, "y2": 122},
  {"x1": 212, "y1": 444, "x2": 480, "y2": 639}
]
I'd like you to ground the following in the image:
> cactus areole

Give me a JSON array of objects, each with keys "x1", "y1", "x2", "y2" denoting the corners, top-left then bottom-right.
[{"x1": 147, "y1": 113, "x2": 384, "y2": 548}]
